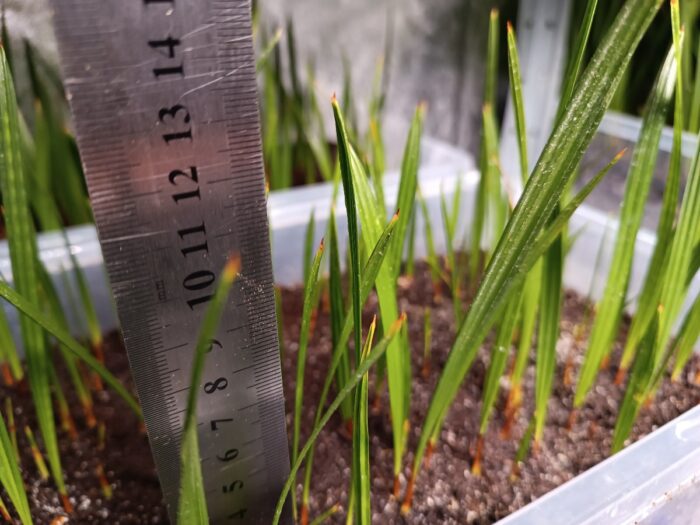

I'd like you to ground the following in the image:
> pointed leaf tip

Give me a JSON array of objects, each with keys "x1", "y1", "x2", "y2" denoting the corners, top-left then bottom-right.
[
  {"x1": 613, "y1": 148, "x2": 628, "y2": 162},
  {"x1": 223, "y1": 254, "x2": 242, "y2": 282},
  {"x1": 507, "y1": 21, "x2": 514, "y2": 33}
]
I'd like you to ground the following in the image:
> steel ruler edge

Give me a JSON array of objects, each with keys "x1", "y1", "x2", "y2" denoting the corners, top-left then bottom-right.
[{"x1": 50, "y1": 1, "x2": 290, "y2": 523}]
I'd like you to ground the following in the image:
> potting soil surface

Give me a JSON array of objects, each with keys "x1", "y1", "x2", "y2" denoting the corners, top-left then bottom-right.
[{"x1": 11, "y1": 262, "x2": 700, "y2": 524}]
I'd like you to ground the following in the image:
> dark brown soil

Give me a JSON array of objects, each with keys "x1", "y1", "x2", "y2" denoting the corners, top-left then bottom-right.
[
  {"x1": 280, "y1": 262, "x2": 700, "y2": 524},
  {"x1": 9, "y1": 261, "x2": 700, "y2": 523},
  {"x1": 5, "y1": 333, "x2": 168, "y2": 524}
]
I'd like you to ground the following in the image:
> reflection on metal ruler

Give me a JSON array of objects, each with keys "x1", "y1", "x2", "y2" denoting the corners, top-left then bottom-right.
[{"x1": 51, "y1": 0, "x2": 290, "y2": 523}]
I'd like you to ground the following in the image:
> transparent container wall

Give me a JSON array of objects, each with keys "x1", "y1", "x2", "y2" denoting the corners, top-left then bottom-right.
[
  {"x1": 498, "y1": 405, "x2": 700, "y2": 525},
  {"x1": 577, "y1": 111, "x2": 697, "y2": 231}
]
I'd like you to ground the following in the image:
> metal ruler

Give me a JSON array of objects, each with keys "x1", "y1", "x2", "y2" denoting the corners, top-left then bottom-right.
[{"x1": 50, "y1": 1, "x2": 290, "y2": 523}]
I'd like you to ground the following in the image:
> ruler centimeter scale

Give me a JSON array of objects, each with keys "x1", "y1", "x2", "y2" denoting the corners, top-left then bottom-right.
[{"x1": 51, "y1": 1, "x2": 290, "y2": 523}]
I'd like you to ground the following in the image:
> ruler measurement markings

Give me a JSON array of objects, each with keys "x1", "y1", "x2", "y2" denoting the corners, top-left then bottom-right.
[{"x1": 53, "y1": 1, "x2": 290, "y2": 523}]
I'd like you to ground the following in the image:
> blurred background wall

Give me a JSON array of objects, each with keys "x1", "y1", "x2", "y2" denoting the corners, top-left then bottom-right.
[{"x1": 6, "y1": 0, "x2": 521, "y2": 166}]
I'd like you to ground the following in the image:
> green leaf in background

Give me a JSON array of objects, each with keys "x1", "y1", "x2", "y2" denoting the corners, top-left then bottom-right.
[
  {"x1": 417, "y1": 187, "x2": 442, "y2": 298},
  {"x1": 502, "y1": 20, "x2": 541, "y2": 437},
  {"x1": 475, "y1": 294, "x2": 521, "y2": 474},
  {"x1": 0, "y1": 407, "x2": 31, "y2": 525},
  {"x1": 404, "y1": 0, "x2": 661, "y2": 507},
  {"x1": 303, "y1": 211, "x2": 316, "y2": 286},
  {"x1": 421, "y1": 307, "x2": 432, "y2": 379},
  {"x1": 440, "y1": 188, "x2": 460, "y2": 321},
  {"x1": 389, "y1": 104, "x2": 424, "y2": 279},
  {"x1": 300, "y1": 212, "x2": 398, "y2": 521},
  {"x1": 612, "y1": 315, "x2": 657, "y2": 452},
  {"x1": 670, "y1": 291, "x2": 700, "y2": 380},
  {"x1": 0, "y1": 298, "x2": 21, "y2": 384},
  {"x1": 558, "y1": 0, "x2": 599, "y2": 122},
  {"x1": 333, "y1": 98, "x2": 409, "y2": 482},
  {"x1": 177, "y1": 257, "x2": 240, "y2": 525},
  {"x1": 471, "y1": 8, "x2": 500, "y2": 280},
  {"x1": 328, "y1": 209, "x2": 352, "y2": 422},
  {"x1": 534, "y1": 234, "x2": 563, "y2": 446},
  {"x1": 618, "y1": 5, "x2": 685, "y2": 382},
  {"x1": 482, "y1": 103, "x2": 507, "y2": 255},
  {"x1": 0, "y1": 280, "x2": 139, "y2": 415},
  {"x1": 332, "y1": 97, "x2": 362, "y2": 365},
  {"x1": 352, "y1": 317, "x2": 376, "y2": 525},
  {"x1": 654, "y1": 11, "x2": 700, "y2": 369},
  {"x1": 293, "y1": 239, "x2": 325, "y2": 522},
  {"x1": 0, "y1": 44, "x2": 68, "y2": 507},
  {"x1": 575, "y1": 46, "x2": 676, "y2": 408},
  {"x1": 273, "y1": 315, "x2": 406, "y2": 525},
  {"x1": 63, "y1": 231, "x2": 105, "y2": 390},
  {"x1": 506, "y1": 21, "x2": 528, "y2": 183},
  {"x1": 35, "y1": 259, "x2": 95, "y2": 427}
]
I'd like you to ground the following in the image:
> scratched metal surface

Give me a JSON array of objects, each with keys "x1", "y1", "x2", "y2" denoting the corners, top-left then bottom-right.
[{"x1": 50, "y1": 1, "x2": 290, "y2": 523}]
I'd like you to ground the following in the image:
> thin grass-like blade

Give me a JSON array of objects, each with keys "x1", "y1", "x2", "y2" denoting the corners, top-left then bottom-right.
[
  {"x1": 670, "y1": 292, "x2": 700, "y2": 379},
  {"x1": 619, "y1": 12, "x2": 685, "y2": 379},
  {"x1": 389, "y1": 104, "x2": 424, "y2": 278},
  {"x1": 303, "y1": 211, "x2": 316, "y2": 285},
  {"x1": 471, "y1": 9, "x2": 500, "y2": 279},
  {"x1": 332, "y1": 97, "x2": 362, "y2": 364},
  {"x1": 534, "y1": 235, "x2": 563, "y2": 445},
  {"x1": 0, "y1": 280, "x2": 139, "y2": 414},
  {"x1": 440, "y1": 189, "x2": 460, "y2": 321},
  {"x1": 292, "y1": 240, "x2": 324, "y2": 519},
  {"x1": 654, "y1": 58, "x2": 700, "y2": 366},
  {"x1": 333, "y1": 100, "x2": 407, "y2": 478},
  {"x1": 690, "y1": 37, "x2": 700, "y2": 133},
  {"x1": 273, "y1": 315, "x2": 406, "y2": 525},
  {"x1": 256, "y1": 27, "x2": 282, "y2": 72},
  {"x1": 405, "y1": 209, "x2": 417, "y2": 278},
  {"x1": 612, "y1": 315, "x2": 657, "y2": 452},
  {"x1": 557, "y1": 0, "x2": 599, "y2": 121},
  {"x1": 405, "y1": 0, "x2": 652, "y2": 490},
  {"x1": 506, "y1": 22, "x2": 528, "y2": 182},
  {"x1": 476, "y1": 295, "x2": 521, "y2": 456},
  {"x1": 176, "y1": 258, "x2": 240, "y2": 524},
  {"x1": 301, "y1": 212, "x2": 399, "y2": 514},
  {"x1": 575, "y1": 46, "x2": 676, "y2": 407},
  {"x1": 35, "y1": 260, "x2": 95, "y2": 426},
  {"x1": 503, "y1": 21, "x2": 541, "y2": 433},
  {"x1": 0, "y1": 297, "x2": 20, "y2": 383},
  {"x1": 329, "y1": 209, "x2": 352, "y2": 421},
  {"x1": 482, "y1": 104, "x2": 507, "y2": 248},
  {"x1": 0, "y1": 45, "x2": 68, "y2": 504},
  {"x1": 419, "y1": 307, "x2": 432, "y2": 380},
  {"x1": 0, "y1": 408, "x2": 31, "y2": 524},
  {"x1": 352, "y1": 318, "x2": 375, "y2": 525},
  {"x1": 417, "y1": 188, "x2": 441, "y2": 295}
]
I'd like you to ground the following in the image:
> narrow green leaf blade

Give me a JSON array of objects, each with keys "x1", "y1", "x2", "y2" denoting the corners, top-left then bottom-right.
[
  {"x1": 575, "y1": 46, "x2": 676, "y2": 408},
  {"x1": 410, "y1": 0, "x2": 658, "y2": 488},
  {"x1": 177, "y1": 258, "x2": 240, "y2": 524},
  {"x1": 273, "y1": 315, "x2": 406, "y2": 525}
]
